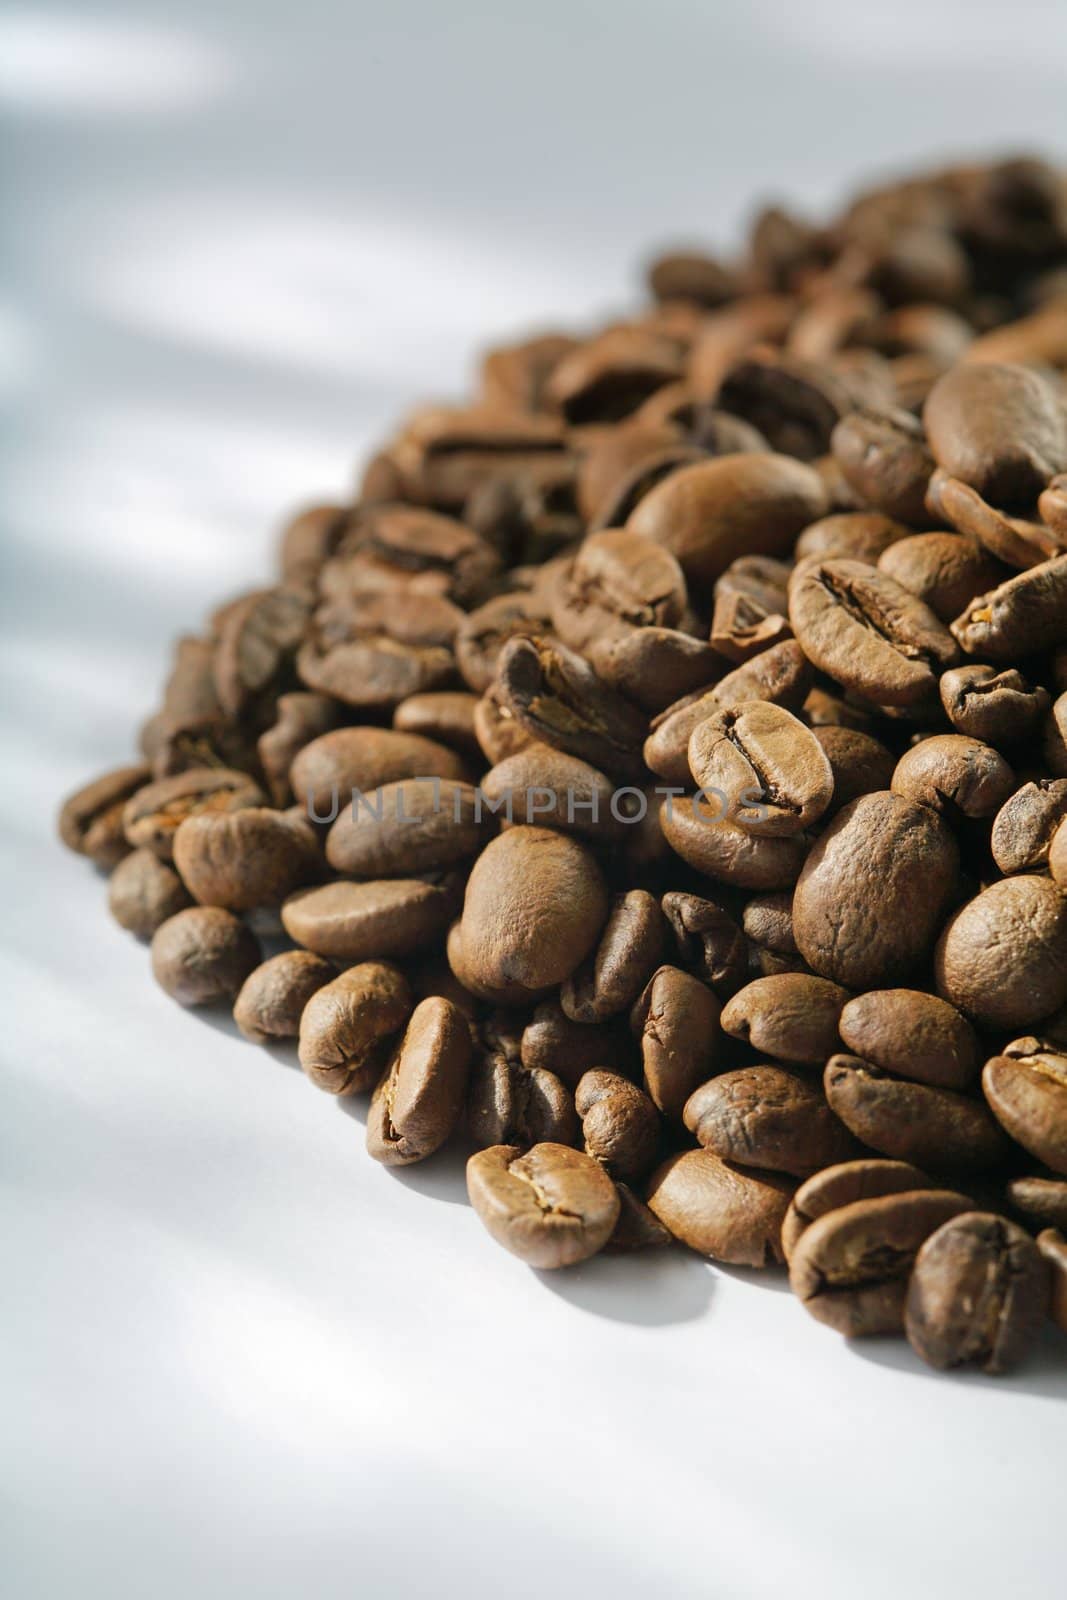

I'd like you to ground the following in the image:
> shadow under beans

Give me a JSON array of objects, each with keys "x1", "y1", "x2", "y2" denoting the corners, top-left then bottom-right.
[
  {"x1": 713, "y1": 1260, "x2": 793, "y2": 1295},
  {"x1": 384, "y1": 1138, "x2": 471, "y2": 1206},
  {"x1": 849, "y1": 1322, "x2": 1067, "y2": 1399},
  {"x1": 536, "y1": 1245, "x2": 715, "y2": 1327}
]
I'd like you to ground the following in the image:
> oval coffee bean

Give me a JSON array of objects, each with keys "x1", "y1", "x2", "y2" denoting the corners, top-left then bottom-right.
[
  {"x1": 481, "y1": 744, "x2": 621, "y2": 841},
  {"x1": 830, "y1": 404, "x2": 935, "y2": 527},
  {"x1": 811, "y1": 726, "x2": 896, "y2": 813},
  {"x1": 951, "y1": 555, "x2": 1067, "y2": 660},
  {"x1": 660, "y1": 795, "x2": 808, "y2": 890},
  {"x1": 683, "y1": 1065, "x2": 857, "y2": 1177},
  {"x1": 366, "y1": 997, "x2": 472, "y2": 1166},
  {"x1": 661, "y1": 891, "x2": 749, "y2": 998},
  {"x1": 788, "y1": 1188, "x2": 973, "y2": 1337},
  {"x1": 297, "y1": 961, "x2": 412, "y2": 1095},
  {"x1": 551, "y1": 528, "x2": 687, "y2": 653},
  {"x1": 939, "y1": 664, "x2": 1050, "y2": 745},
  {"x1": 173, "y1": 807, "x2": 322, "y2": 910},
  {"x1": 935, "y1": 876, "x2": 1067, "y2": 1030},
  {"x1": 467, "y1": 1047, "x2": 578, "y2": 1151},
  {"x1": 990, "y1": 779, "x2": 1067, "y2": 875},
  {"x1": 720, "y1": 973, "x2": 850, "y2": 1066},
  {"x1": 107, "y1": 847, "x2": 191, "y2": 938},
  {"x1": 283, "y1": 877, "x2": 459, "y2": 964},
  {"x1": 794, "y1": 511, "x2": 910, "y2": 566},
  {"x1": 645, "y1": 1148, "x2": 794, "y2": 1267},
  {"x1": 983, "y1": 1041, "x2": 1067, "y2": 1176},
  {"x1": 290, "y1": 727, "x2": 465, "y2": 813},
  {"x1": 877, "y1": 532, "x2": 1006, "y2": 623},
  {"x1": 151, "y1": 907, "x2": 261, "y2": 1007},
  {"x1": 325, "y1": 779, "x2": 493, "y2": 877},
  {"x1": 905, "y1": 1212, "x2": 1050, "y2": 1373},
  {"x1": 631, "y1": 966, "x2": 721, "y2": 1119},
  {"x1": 890, "y1": 735, "x2": 1015, "y2": 820},
  {"x1": 838, "y1": 989, "x2": 978, "y2": 1091},
  {"x1": 576, "y1": 1071, "x2": 660, "y2": 1182},
  {"x1": 923, "y1": 362, "x2": 1067, "y2": 506},
  {"x1": 466, "y1": 1143, "x2": 620, "y2": 1268},
  {"x1": 824, "y1": 1055, "x2": 1006, "y2": 1173},
  {"x1": 688, "y1": 701, "x2": 833, "y2": 837},
  {"x1": 232, "y1": 950, "x2": 335, "y2": 1045},
  {"x1": 496, "y1": 635, "x2": 648, "y2": 781},
  {"x1": 59, "y1": 763, "x2": 151, "y2": 869},
  {"x1": 793, "y1": 792, "x2": 958, "y2": 989},
  {"x1": 1007, "y1": 1177, "x2": 1067, "y2": 1234},
  {"x1": 122, "y1": 767, "x2": 265, "y2": 862},
  {"x1": 561, "y1": 890, "x2": 666, "y2": 1023},
  {"x1": 520, "y1": 999, "x2": 634, "y2": 1089},
  {"x1": 781, "y1": 1158, "x2": 934, "y2": 1263}
]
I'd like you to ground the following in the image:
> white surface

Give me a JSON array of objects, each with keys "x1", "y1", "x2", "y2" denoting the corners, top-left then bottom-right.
[{"x1": 3, "y1": 4, "x2": 1066, "y2": 1597}]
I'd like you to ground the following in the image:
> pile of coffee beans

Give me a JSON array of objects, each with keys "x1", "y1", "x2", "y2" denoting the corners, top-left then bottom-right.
[{"x1": 60, "y1": 155, "x2": 1067, "y2": 1374}]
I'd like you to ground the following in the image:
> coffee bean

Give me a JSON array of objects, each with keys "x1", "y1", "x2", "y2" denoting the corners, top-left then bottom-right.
[
  {"x1": 551, "y1": 528, "x2": 687, "y2": 655},
  {"x1": 661, "y1": 891, "x2": 749, "y2": 997},
  {"x1": 645, "y1": 1148, "x2": 795, "y2": 1267},
  {"x1": 257, "y1": 693, "x2": 339, "y2": 807},
  {"x1": 825, "y1": 1055, "x2": 1006, "y2": 1172},
  {"x1": 392, "y1": 691, "x2": 481, "y2": 757},
  {"x1": 496, "y1": 635, "x2": 648, "y2": 781},
  {"x1": 174, "y1": 807, "x2": 322, "y2": 910},
  {"x1": 877, "y1": 532, "x2": 1007, "y2": 623},
  {"x1": 925, "y1": 469, "x2": 1065, "y2": 570},
  {"x1": 325, "y1": 779, "x2": 493, "y2": 877},
  {"x1": 122, "y1": 768, "x2": 267, "y2": 861},
  {"x1": 233, "y1": 950, "x2": 335, "y2": 1044},
  {"x1": 983, "y1": 1040, "x2": 1067, "y2": 1176},
  {"x1": 990, "y1": 780, "x2": 1067, "y2": 874},
  {"x1": 1037, "y1": 1228, "x2": 1067, "y2": 1335},
  {"x1": 108, "y1": 847, "x2": 191, "y2": 938},
  {"x1": 924, "y1": 362, "x2": 1067, "y2": 506},
  {"x1": 481, "y1": 744, "x2": 621, "y2": 840},
  {"x1": 684, "y1": 1065, "x2": 857, "y2": 1177},
  {"x1": 1007, "y1": 1177, "x2": 1067, "y2": 1234},
  {"x1": 838, "y1": 989, "x2": 978, "y2": 1090},
  {"x1": 939, "y1": 664, "x2": 1050, "y2": 744},
  {"x1": 905, "y1": 1212, "x2": 1050, "y2": 1373},
  {"x1": 562, "y1": 890, "x2": 666, "y2": 1023},
  {"x1": 891, "y1": 734, "x2": 1015, "y2": 820},
  {"x1": 1053, "y1": 817, "x2": 1067, "y2": 885},
  {"x1": 741, "y1": 891, "x2": 798, "y2": 957},
  {"x1": 546, "y1": 329, "x2": 681, "y2": 425},
  {"x1": 59, "y1": 764, "x2": 152, "y2": 869},
  {"x1": 151, "y1": 907, "x2": 261, "y2": 1007},
  {"x1": 810, "y1": 725, "x2": 896, "y2": 812},
  {"x1": 588, "y1": 625, "x2": 720, "y2": 713},
  {"x1": 283, "y1": 877, "x2": 460, "y2": 964},
  {"x1": 830, "y1": 405, "x2": 936, "y2": 527},
  {"x1": 781, "y1": 1158, "x2": 934, "y2": 1263},
  {"x1": 688, "y1": 700, "x2": 834, "y2": 836},
  {"x1": 795, "y1": 511, "x2": 911, "y2": 565},
  {"x1": 789, "y1": 1188, "x2": 972, "y2": 1336},
  {"x1": 660, "y1": 794, "x2": 809, "y2": 890},
  {"x1": 576, "y1": 1071, "x2": 660, "y2": 1182},
  {"x1": 936, "y1": 876, "x2": 1067, "y2": 1030},
  {"x1": 278, "y1": 503, "x2": 347, "y2": 582},
  {"x1": 631, "y1": 966, "x2": 721, "y2": 1119},
  {"x1": 467, "y1": 1029, "x2": 578, "y2": 1150},
  {"x1": 213, "y1": 585, "x2": 312, "y2": 717},
  {"x1": 720, "y1": 974, "x2": 850, "y2": 1065},
  {"x1": 466, "y1": 1143, "x2": 620, "y2": 1268},
  {"x1": 520, "y1": 999, "x2": 634, "y2": 1088},
  {"x1": 709, "y1": 589, "x2": 792, "y2": 664},
  {"x1": 297, "y1": 961, "x2": 412, "y2": 1095},
  {"x1": 606, "y1": 1184, "x2": 673, "y2": 1252},
  {"x1": 951, "y1": 555, "x2": 1067, "y2": 660},
  {"x1": 366, "y1": 997, "x2": 471, "y2": 1166}
]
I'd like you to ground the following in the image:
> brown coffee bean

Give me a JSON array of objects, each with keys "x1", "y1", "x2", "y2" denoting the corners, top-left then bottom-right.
[
  {"x1": 661, "y1": 891, "x2": 749, "y2": 997},
  {"x1": 480, "y1": 331, "x2": 578, "y2": 414},
  {"x1": 890, "y1": 735, "x2": 1015, "y2": 820},
  {"x1": 660, "y1": 793, "x2": 808, "y2": 891},
  {"x1": 325, "y1": 780, "x2": 492, "y2": 877},
  {"x1": 939, "y1": 664, "x2": 1050, "y2": 744},
  {"x1": 392, "y1": 406, "x2": 570, "y2": 513},
  {"x1": 830, "y1": 405, "x2": 935, "y2": 527},
  {"x1": 720, "y1": 974, "x2": 850, "y2": 1066},
  {"x1": 587, "y1": 625, "x2": 720, "y2": 713},
  {"x1": 278, "y1": 503, "x2": 347, "y2": 581},
  {"x1": 688, "y1": 701, "x2": 833, "y2": 836},
  {"x1": 472, "y1": 684, "x2": 536, "y2": 766},
  {"x1": 924, "y1": 362, "x2": 1067, "y2": 506},
  {"x1": 1037, "y1": 1228, "x2": 1067, "y2": 1334},
  {"x1": 454, "y1": 590, "x2": 553, "y2": 694},
  {"x1": 925, "y1": 470, "x2": 1064, "y2": 571},
  {"x1": 793, "y1": 792, "x2": 959, "y2": 989},
  {"x1": 173, "y1": 807, "x2": 321, "y2": 910},
  {"x1": 789, "y1": 1188, "x2": 973, "y2": 1336},
  {"x1": 151, "y1": 907, "x2": 260, "y2": 1007},
  {"x1": 714, "y1": 554, "x2": 791, "y2": 615},
  {"x1": 233, "y1": 950, "x2": 335, "y2": 1044},
  {"x1": 684, "y1": 1065, "x2": 857, "y2": 1177},
  {"x1": 991, "y1": 780, "x2": 1067, "y2": 874},
  {"x1": 562, "y1": 890, "x2": 666, "y2": 1023},
  {"x1": 297, "y1": 961, "x2": 412, "y2": 1095},
  {"x1": 647, "y1": 250, "x2": 738, "y2": 307},
  {"x1": 213, "y1": 585, "x2": 311, "y2": 717},
  {"x1": 520, "y1": 999, "x2": 633, "y2": 1088},
  {"x1": 108, "y1": 847, "x2": 191, "y2": 938},
  {"x1": 366, "y1": 997, "x2": 471, "y2": 1166},
  {"x1": 1008, "y1": 1177, "x2": 1067, "y2": 1234},
  {"x1": 1053, "y1": 817, "x2": 1067, "y2": 885},
  {"x1": 290, "y1": 727, "x2": 466, "y2": 814},
  {"x1": 905, "y1": 1212, "x2": 1050, "y2": 1373},
  {"x1": 781, "y1": 1158, "x2": 934, "y2": 1263},
  {"x1": 983, "y1": 1040, "x2": 1067, "y2": 1175},
  {"x1": 709, "y1": 589, "x2": 792, "y2": 664},
  {"x1": 340, "y1": 503, "x2": 501, "y2": 604},
  {"x1": 626, "y1": 452, "x2": 828, "y2": 585},
  {"x1": 467, "y1": 1036, "x2": 578, "y2": 1150},
  {"x1": 257, "y1": 693, "x2": 339, "y2": 807},
  {"x1": 546, "y1": 330, "x2": 681, "y2": 425},
  {"x1": 825, "y1": 1055, "x2": 1007, "y2": 1172},
  {"x1": 496, "y1": 635, "x2": 647, "y2": 780},
  {"x1": 59, "y1": 764, "x2": 152, "y2": 869},
  {"x1": 741, "y1": 891, "x2": 797, "y2": 956},
  {"x1": 794, "y1": 512, "x2": 911, "y2": 566},
  {"x1": 631, "y1": 965, "x2": 721, "y2": 1119},
  {"x1": 951, "y1": 555, "x2": 1067, "y2": 660},
  {"x1": 392, "y1": 691, "x2": 481, "y2": 757},
  {"x1": 811, "y1": 726, "x2": 896, "y2": 812},
  {"x1": 877, "y1": 533, "x2": 1007, "y2": 623},
  {"x1": 481, "y1": 745, "x2": 621, "y2": 840},
  {"x1": 839, "y1": 989, "x2": 979, "y2": 1091},
  {"x1": 283, "y1": 877, "x2": 459, "y2": 964},
  {"x1": 466, "y1": 1143, "x2": 620, "y2": 1268},
  {"x1": 122, "y1": 768, "x2": 266, "y2": 862},
  {"x1": 789, "y1": 560, "x2": 959, "y2": 707},
  {"x1": 551, "y1": 528, "x2": 687, "y2": 654},
  {"x1": 936, "y1": 876, "x2": 1067, "y2": 1030},
  {"x1": 453, "y1": 827, "x2": 608, "y2": 1005},
  {"x1": 645, "y1": 1148, "x2": 794, "y2": 1266},
  {"x1": 576, "y1": 1071, "x2": 660, "y2": 1182}
]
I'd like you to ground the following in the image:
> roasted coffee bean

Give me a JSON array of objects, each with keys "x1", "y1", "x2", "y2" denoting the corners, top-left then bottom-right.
[
  {"x1": 709, "y1": 589, "x2": 792, "y2": 664},
  {"x1": 1053, "y1": 817, "x2": 1067, "y2": 885},
  {"x1": 451, "y1": 826, "x2": 608, "y2": 1005},
  {"x1": 645, "y1": 1148, "x2": 794, "y2": 1266},
  {"x1": 825, "y1": 1055, "x2": 1006, "y2": 1172},
  {"x1": 905, "y1": 1212, "x2": 1050, "y2": 1373},
  {"x1": 107, "y1": 847, "x2": 191, "y2": 938},
  {"x1": 627, "y1": 453, "x2": 828, "y2": 585},
  {"x1": 923, "y1": 362, "x2": 1067, "y2": 506},
  {"x1": 983, "y1": 1040, "x2": 1067, "y2": 1176},
  {"x1": 1037, "y1": 1229, "x2": 1067, "y2": 1334},
  {"x1": 366, "y1": 997, "x2": 471, "y2": 1166},
  {"x1": 454, "y1": 590, "x2": 554, "y2": 694},
  {"x1": 496, "y1": 635, "x2": 647, "y2": 780},
  {"x1": 661, "y1": 891, "x2": 749, "y2": 997},
  {"x1": 632, "y1": 965, "x2": 721, "y2": 1119},
  {"x1": 877, "y1": 533, "x2": 1007, "y2": 623},
  {"x1": 684, "y1": 1065, "x2": 857, "y2": 1177},
  {"x1": 647, "y1": 250, "x2": 738, "y2": 307},
  {"x1": 939, "y1": 664, "x2": 1050, "y2": 744},
  {"x1": 546, "y1": 329, "x2": 681, "y2": 425},
  {"x1": 714, "y1": 352, "x2": 857, "y2": 461},
  {"x1": 283, "y1": 877, "x2": 459, "y2": 964},
  {"x1": 59, "y1": 763, "x2": 151, "y2": 869},
  {"x1": 122, "y1": 768, "x2": 266, "y2": 861},
  {"x1": 660, "y1": 794, "x2": 809, "y2": 890},
  {"x1": 562, "y1": 890, "x2": 666, "y2": 1023},
  {"x1": 789, "y1": 1188, "x2": 972, "y2": 1336},
  {"x1": 890, "y1": 734, "x2": 1015, "y2": 820},
  {"x1": 467, "y1": 1043, "x2": 578, "y2": 1150},
  {"x1": 830, "y1": 405, "x2": 936, "y2": 527},
  {"x1": 1008, "y1": 1177, "x2": 1067, "y2": 1234},
  {"x1": 290, "y1": 728, "x2": 465, "y2": 814},
  {"x1": 472, "y1": 684, "x2": 535, "y2": 766},
  {"x1": 925, "y1": 471, "x2": 1064, "y2": 571},
  {"x1": 714, "y1": 554, "x2": 791, "y2": 615},
  {"x1": 481, "y1": 744, "x2": 621, "y2": 840},
  {"x1": 793, "y1": 792, "x2": 958, "y2": 989},
  {"x1": 325, "y1": 779, "x2": 492, "y2": 877},
  {"x1": 466, "y1": 1143, "x2": 620, "y2": 1268},
  {"x1": 233, "y1": 950, "x2": 335, "y2": 1044},
  {"x1": 789, "y1": 560, "x2": 959, "y2": 707},
  {"x1": 551, "y1": 528, "x2": 687, "y2": 654},
  {"x1": 520, "y1": 999, "x2": 633, "y2": 1088},
  {"x1": 576, "y1": 1071, "x2": 660, "y2": 1182},
  {"x1": 340, "y1": 504, "x2": 501, "y2": 604},
  {"x1": 391, "y1": 406, "x2": 569, "y2": 513},
  {"x1": 838, "y1": 989, "x2": 978, "y2": 1091},
  {"x1": 936, "y1": 877, "x2": 1067, "y2": 1030},
  {"x1": 213, "y1": 585, "x2": 311, "y2": 717},
  {"x1": 587, "y1": 625, "x2": 720, "y2": 713},
  {"x1": 297, "y1": 961, "x2": 412, "y2": 1095},
  {"x1": 741, "y1": 891, "x2": 798, "y2": 957},
  {"x1": 811, "y1": 725, "x2": 896, "y2": 812},
  {"x1": 257, "y1": 693, "x2": 339, "y2": 807},
  {"x1": 990, "y1": 779, "x2": 1067, "y2": 874},
  {"x1": 720, "y1": 974, "x2": 849, "y2": 1066},
  {"x1": 688, "y1": 701, "x2": 833, "y2": 836},
  {"x1": 392, "y1": 691, "x2": 481, "y2": 757},
  {"x1": 173, "y1": 807, "x2": 321, "y2": 910},
  {"x1": 951, "y1": 555, "x2": 1067, "y2": 660},
  {"x1": 151, "y1": 907, "x2": 261, "y2": 1007},
  {"x1": 781, "y1": 1158, "x2": 933, "y2": 1263},
  {"x1": 480, "y1": 331, "x2": 578, "y2": 414},
  {"x1": 794, "y1": 512, "x2": 910, "y2": 566},
  {"x1": 278, "y1": 503, "x2": 348, "y2": 581},
  {"x1": 297, "y1": 628, "x2": 454, "y2": 711}
]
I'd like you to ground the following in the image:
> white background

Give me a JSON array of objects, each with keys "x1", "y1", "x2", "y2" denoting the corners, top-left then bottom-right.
[{"x1": 3, "y1": 3, "x2": 1067, "y2": 1596}]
